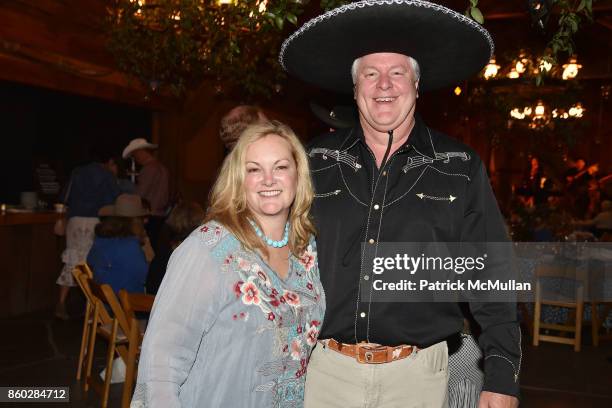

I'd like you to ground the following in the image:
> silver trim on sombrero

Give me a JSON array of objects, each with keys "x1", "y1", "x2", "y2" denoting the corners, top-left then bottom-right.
[{"x1": 279, "y1": 0, "x2": 494, "y2": 69}]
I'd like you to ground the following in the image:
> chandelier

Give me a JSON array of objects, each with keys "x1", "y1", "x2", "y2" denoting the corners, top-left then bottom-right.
[
  {"x1": 481, "y1": 50, "x2": 582, "y2": 84},
  {"x1": 509, "y1": 100, "x2": 585, "y2": 129}
]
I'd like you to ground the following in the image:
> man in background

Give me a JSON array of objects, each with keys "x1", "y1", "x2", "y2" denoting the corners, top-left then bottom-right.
[
  {"x1": 122, "y1": 138, "x2": 170, "y2": 250},
  {"x1": 219, "y1": 105, "x2": 267, "y2": 152}
]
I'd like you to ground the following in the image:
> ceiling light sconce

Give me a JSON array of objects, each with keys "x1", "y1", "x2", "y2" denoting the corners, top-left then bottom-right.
[
  {"x1": 568, "y1": 103, "x2": 585, "y2": 118},
  {"x1": 515, "y1": 51, "x2": 530, "y2": 74},
  {"x1": 507, "y1": 68, "x2": 520, "y2": 79},
  {"x1": 483, "y1": 57, "x2": 501, "y2": 79},
  {"x1": 454, "y1": 86, "x2": 462, "y2": 96},
  {"x1": 537, "y1": 57, "x2": 553, "y2": 74},
  {"x1": 534, "y1": 100, "x2": 546, "y2": 118},
  {"x1": 510, "y1": 108, "x2": 526, "y2": 120},
  {"x1": 258, "y1": 0, "x2": 268, "y2": 13},
  {"x1": 562, "y1": 56, "x2": 582, "y2": 80}
]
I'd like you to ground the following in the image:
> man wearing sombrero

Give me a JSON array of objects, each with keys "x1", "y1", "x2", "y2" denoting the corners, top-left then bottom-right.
[{"x1": 281, "y1": 1, "x2": 520, "y2": 407}]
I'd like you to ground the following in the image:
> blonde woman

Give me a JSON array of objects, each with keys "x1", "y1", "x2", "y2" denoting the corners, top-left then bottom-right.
[{"x1": 132, "y1": 121, "x2": 325, "y2": 408}]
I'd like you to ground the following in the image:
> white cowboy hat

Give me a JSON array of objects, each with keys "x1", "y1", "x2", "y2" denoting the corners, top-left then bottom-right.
[{"x1": 122, "y1": 138, "x2": 158, "y2": 159}]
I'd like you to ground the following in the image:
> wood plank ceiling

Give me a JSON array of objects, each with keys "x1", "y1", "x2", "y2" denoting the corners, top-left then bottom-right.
[
  {"x1": 0, "y1": 0, "x2": 610, "y2": 108},
  {"x1": 0, "y1": 0, "x2": 174, "y2": 109}
]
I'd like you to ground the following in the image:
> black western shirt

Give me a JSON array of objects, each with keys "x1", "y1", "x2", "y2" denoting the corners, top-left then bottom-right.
[{"x1": 308, "y1": 116, "x2": 521, "y2": 397}]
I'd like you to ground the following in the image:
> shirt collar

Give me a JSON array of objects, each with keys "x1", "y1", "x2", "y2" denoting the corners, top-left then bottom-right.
[{"x1": 341, "y1": 113, "x2": 436, "y2": 159}]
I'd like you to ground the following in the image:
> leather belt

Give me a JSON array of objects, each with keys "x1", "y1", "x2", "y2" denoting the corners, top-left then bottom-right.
[{"x1": 324, "y1": 339, "x2": 416, "y2": 364}]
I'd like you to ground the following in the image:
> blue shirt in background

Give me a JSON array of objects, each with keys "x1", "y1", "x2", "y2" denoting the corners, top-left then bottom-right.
[
  {"x1": 65, "y1": 162, "x2": 119, "y2": 218},
  {"x1": 87, "y1": 236, "x2": 148, "y2": 294}
]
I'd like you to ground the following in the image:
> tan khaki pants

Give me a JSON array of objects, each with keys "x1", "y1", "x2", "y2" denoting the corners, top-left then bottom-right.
[{"x1": 305, "y1": 341, "x2": 448, "y2": 408}]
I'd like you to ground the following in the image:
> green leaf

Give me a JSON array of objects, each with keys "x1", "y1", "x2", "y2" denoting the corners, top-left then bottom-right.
[
  {"x1": 470, "y1": 7, "x2": 484, "y2": 24},
  {"x1": 275, "y1": 15, "x2": 284, "y2": 30},
  {"x1": 286, "y1": 13, "x2": 298, "y2": 26},
  {"x1": 470, "y1": 0, "x2": 479, "y2": 7},
  {"x1": 577, "y1": 0, "x2": 586, "y2": 12},
  {"x1": 569, "y1": 17, "x2": 579, "y2": 33}
]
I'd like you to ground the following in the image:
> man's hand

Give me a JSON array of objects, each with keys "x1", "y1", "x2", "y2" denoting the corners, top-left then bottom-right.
[{"x1": 478, "y1": 391, "x2": 519, "y2": 408}]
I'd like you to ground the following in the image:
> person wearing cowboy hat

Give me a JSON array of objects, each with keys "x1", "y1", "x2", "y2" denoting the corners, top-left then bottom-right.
[
  {"x1": 123, "y1": 137, "x2": 170, "y2": 250},
  {"x1": 87, "y1": 194, "x2": 150, "y2": 294},
  {"x1": 281, "y1": 1, "x2": 520, "y2": 407}
]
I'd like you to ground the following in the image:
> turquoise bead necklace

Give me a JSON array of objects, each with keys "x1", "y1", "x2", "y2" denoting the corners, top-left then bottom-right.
[{"x1": 249, "y1": 219, "x2": 290, "y2": 248}]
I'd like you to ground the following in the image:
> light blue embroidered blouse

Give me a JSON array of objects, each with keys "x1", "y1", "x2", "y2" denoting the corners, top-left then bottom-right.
[{"x1": 131, "y1": 221, "x2": 325, "y2": 408}]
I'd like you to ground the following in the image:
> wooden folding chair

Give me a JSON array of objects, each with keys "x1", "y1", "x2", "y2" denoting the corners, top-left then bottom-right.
[
  {"x1": 591, "y1": 302, "x2": 612, "y2": 346},
  {"x1": 79, "y1": 276, "x2": 130, "y2": 408},
  {"x1": 72, "y1": 264, "x2": 94, "y2": 381},
  {"x1": 533, "y1": 263, "x2": 586, "y2": 351},
  {"x1": 118, "y1": 290, "x2": 154, "y2": 408},
  {"x1": 588, "y1": 260, "x2": 612, "y2": 346}
]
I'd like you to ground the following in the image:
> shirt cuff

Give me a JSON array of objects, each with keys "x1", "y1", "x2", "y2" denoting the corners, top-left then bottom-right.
[{"x1": 482, "y1": 353, "x2": 521, "y2": 398}]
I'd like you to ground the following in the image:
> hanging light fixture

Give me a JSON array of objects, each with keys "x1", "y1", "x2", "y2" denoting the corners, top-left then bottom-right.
[
  {"x1": 483, "y1": 57, "x2": 501, "y2": 79},
  {"x1": 568, "y1": 103, "x2": 585, "y2": 118},
  {"x1": 510, "y1": 101, "x2": 585, "y2": 128},
  {"x1": 454, "y1": 86, "x2": 462, "y2": 96},
  {"x1": 537, "y1": 57, "x2": 553, "y2": 74},
  {"x1": 562, "y1": 56, "x2": 582, "y2": 80},
  {"x1": 258, "y1": 0, "x2": 268, "y2": 13},
  {"x1": 514, "y1": 52, "x2": 530, "y2": 74},
  {"x1": 534, "y1": 101, "x2": 546, "y2": 118},
  {"x1": 507, "y1": 68, "x2": 520, "y2": 79}
]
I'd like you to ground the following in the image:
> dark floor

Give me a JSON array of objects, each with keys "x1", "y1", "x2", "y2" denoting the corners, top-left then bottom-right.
[{"x1": 0, "y1": 306, "x2": 611, "y2": 407}]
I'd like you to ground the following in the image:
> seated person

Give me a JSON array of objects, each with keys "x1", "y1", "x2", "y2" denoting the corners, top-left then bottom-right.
[
  {"x1": 87, "y1": 194, "x2": 149, "y2": 294},
  {"x1": 146, "y1": 201, "x2": 205, "y2": 294},
  {"x1": 575, "y1": 200, "x2": 612, "y2": 239}
]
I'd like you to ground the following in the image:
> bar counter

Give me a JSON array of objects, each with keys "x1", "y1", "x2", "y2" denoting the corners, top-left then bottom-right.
[{"x1": 0, "y1": 211, "x2": 65, "y2": 317}]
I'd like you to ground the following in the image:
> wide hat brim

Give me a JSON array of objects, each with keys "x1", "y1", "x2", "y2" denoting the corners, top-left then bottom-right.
[
  {"x1": 122, "y1": 140, "x2": 158, "y2": 159},
  {"x1": 280, "y1": 0, "x2": 494, "y2": 93},
  {"x1": 310, "y1": 102, "x2": 357, "y2": 129},
  {"x1": 98, "y1": 194, "x2": 150, "y2": 217},
  {"x1": 98, "y1": 205, "x2": 149, "y2": 217}
]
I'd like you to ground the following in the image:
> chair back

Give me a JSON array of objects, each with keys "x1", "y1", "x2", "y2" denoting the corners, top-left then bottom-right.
[
  {"x1": 87, "y1": 280, "x2": 132, "y2": 337},
  {"x1": 72, "y1": 264, "x2": 94, "y2": 300},
  {"x1": 119, "y1": 290, "x2": 154, "y2": 323},
  {"x1": 77, "y1": 263, "x2": 94, "y2": 279},
  {"x1": 535, "y1": 262, "x2": 587, "y2": 281},
  {"x1": 533, "y1": 261, "x2": 586, "y2": 351},
  {"x1": 76, "y1": 273, "x2": 113, "y2": 324}
]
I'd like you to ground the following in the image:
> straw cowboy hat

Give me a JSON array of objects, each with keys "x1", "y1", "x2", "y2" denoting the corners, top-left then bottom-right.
[
  {"x1": 98, "y1": 194, "x2": 150, "y2": 217},
  {"x1": 122, "y1": 138, "x2": 158, "y2": 159},
  {"x1": 280, "y1": 0, "x2": 494, "y2": 93}
]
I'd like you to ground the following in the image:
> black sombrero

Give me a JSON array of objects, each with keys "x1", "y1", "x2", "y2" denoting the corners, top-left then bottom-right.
[{"x1": 280, "y1": 0, "x2": 494, "y2": 93}]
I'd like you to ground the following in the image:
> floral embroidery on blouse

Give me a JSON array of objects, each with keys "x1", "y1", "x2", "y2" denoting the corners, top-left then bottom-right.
[
  {"x1": 218, "y1": 241, "x2": 323, "y2": 406},
  {"x1": 131, "y1": 221, "x2": 324, "y2": 408}
]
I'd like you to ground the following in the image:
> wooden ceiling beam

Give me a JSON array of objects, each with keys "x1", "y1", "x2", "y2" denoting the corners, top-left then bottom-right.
[
  {"x1": 0, "y1": 6, "x2": 112, "y2": 68},
  {"x1": 0, "y1": 1, "x2": 180, "y2": 110},
  {"x1": 0, "y1": 52, "x2": 175, "y2": 110}
]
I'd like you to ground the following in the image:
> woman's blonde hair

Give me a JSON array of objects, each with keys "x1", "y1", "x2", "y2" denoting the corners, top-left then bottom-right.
[{"x1": 205, "y1": 120, "x2": 316, "y2": 256}]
